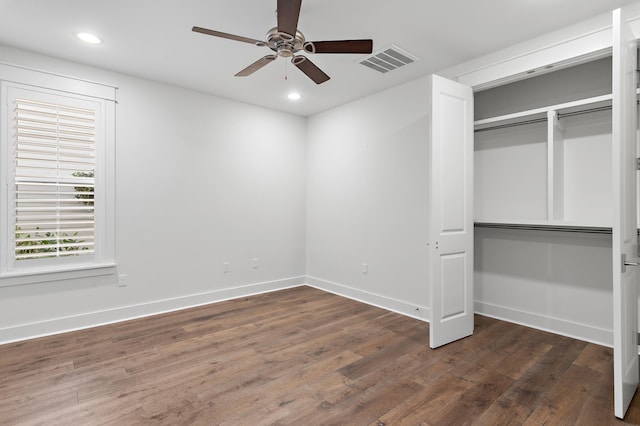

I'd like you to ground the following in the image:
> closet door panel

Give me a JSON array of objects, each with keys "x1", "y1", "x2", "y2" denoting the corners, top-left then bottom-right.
[
  {"x1": 612, "y1": 6, "x2": 639, "y2": 420},
  {"x1": 429, "y1": 74, "x2": 474, "y2": 349}
]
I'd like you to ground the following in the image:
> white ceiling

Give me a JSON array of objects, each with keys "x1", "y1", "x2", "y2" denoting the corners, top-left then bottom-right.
[{"x1": 0, "y1": 0, "x2": 637, "y2": 116}]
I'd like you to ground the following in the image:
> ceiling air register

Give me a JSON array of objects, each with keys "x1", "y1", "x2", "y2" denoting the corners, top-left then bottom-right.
[{"x1": 359, "y1": 45, "x2": 419, "y2": 74}]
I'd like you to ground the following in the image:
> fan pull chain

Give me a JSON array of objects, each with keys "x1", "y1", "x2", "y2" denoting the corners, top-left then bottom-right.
[{"x1": 284, "y1": 59, "x2": 288, "y2": 81}]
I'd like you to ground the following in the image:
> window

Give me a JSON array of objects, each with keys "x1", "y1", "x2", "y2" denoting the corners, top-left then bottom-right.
[
  {"x1": 0, "y1": 68, "x2": 116, "y2": 286},
  {"x1": 13, "y1": 97, "x2": 96, "y2": 261}
]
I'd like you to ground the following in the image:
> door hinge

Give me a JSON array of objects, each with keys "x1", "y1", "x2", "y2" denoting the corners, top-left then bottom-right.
[{"x1": 637, "y1": 157, "x2": 640, "y2": 170}]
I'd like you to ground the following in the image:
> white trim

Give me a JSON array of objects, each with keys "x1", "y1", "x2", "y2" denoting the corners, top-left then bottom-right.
[
  {"x1": 456, "y1": 29, "x2": 612, "y2": 90},
  {"x1": 474, "y1": 300, "x2": 612, "y2": 348},
  {"x1": 0, "y1": 276, "x2": 306, "y2": 345},
  {"x1": 0, "y1": 62, "x2": 117, "y2": 101},
  {"x1": 0, "y1": 263, "x2": 116, "y2": 287},
  {"x1": 304, "y1": 275, "x2": 615, "y2": 347},
  {"x1": 0, "y1": 278, "x2": 616, "y2": 348},
  {"x1": 305, "y1": 275, "x2": 430, "y2": 323}
]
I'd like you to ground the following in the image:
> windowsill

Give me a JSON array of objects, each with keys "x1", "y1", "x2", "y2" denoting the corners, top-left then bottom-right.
[{"x1": 0, "y1": 263, "x2": 117, "y2": 287}]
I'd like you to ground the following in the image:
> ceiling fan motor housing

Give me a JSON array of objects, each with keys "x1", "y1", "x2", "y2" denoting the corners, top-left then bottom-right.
[{"x1": 265, "y1": 27, "x2": 305, "y2": 57}]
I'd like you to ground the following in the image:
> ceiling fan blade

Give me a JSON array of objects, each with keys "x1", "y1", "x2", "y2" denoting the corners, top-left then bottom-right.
[
  {"x1": 304, "y1": 40, "x2": 373, "y2": 54},
  {"x1": 277, "y1": 0, "x2": 302, "y2": 37},
  {"x1": 235, "y1": 55, "x2": 277, "y2": 77},
  {"x1": 292, "y1": 56, "x2": 330, "y2": 85},
  {"x1": 192, "y1": 26, "x2": 264, "y2": 46}
]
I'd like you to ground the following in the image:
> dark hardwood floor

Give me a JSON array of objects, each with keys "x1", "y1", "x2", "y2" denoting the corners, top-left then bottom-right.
[{"x1": 1, "y1": 285, "x2": 640, "y2": 425}]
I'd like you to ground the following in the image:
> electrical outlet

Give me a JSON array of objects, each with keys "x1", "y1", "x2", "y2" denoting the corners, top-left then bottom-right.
[
  {"x1": 118, "y1": 274, "x2": 127, "y2": 287},
  {"x1": 223, "y1": 262, "x2": 230, "y2": 273},
  {"x1": 252, "y1": 258, "x2": 259, "y2": 269},
  {"x1": 362, "y1": 263, "x2": 368, "y2": 274}
]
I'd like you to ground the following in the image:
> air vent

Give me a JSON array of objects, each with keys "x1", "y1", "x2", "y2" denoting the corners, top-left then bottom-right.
[{"x1": 359, "y1": 45, "x2": 419, "y2": 74}]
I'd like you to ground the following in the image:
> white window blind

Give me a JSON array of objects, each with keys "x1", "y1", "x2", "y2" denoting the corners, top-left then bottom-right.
[{"x1": 13, "y1": 97, "x2": 96, "y2": 260}]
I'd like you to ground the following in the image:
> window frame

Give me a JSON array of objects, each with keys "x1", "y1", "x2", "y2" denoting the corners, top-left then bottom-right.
[{"x1": 0, "y1": 65, "x2": 116, "y2": 287}]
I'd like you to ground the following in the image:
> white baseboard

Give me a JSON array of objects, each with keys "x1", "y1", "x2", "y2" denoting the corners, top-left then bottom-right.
[
  {"x1": 0, "y1": 276, "x2": 306, "y2": 345},
  {"x1": 305, "y1": 275, "x2": 430, "y2": 323},
  {"x1": 1, "y1": 275, "x2": 613, "y2": 349},
  {"x1": 475, "y1": 300, "x2": 613, "y2": 348},
  {"x1": 306, "y1": 276, "x2": 612, "y2": 347}
]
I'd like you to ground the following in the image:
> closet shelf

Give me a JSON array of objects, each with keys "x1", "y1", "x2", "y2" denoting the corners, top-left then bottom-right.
[{"x1": 474, "y1": 93, "x2": 612, "y2": 132}]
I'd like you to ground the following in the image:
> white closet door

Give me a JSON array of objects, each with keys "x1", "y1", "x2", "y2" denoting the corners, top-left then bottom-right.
[
  {"x1": 612, "y1": 7, "x2": 639, "y2": 420},
  {"x1": 429, "y1": 74, "x2": 474, "y2": 348}
]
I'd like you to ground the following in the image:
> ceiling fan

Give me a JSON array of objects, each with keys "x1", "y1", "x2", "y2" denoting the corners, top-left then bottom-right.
[{"x1": 192, "y1": 0, "x2": 373, "y2": 84}]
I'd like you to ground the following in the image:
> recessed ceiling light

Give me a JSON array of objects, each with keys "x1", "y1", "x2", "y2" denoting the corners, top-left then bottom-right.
[
  {"x1": 76, "y1": 32, "x2": 102, "y2": 44},
  {"x1": 288, "y1": 92, "x2": 301, "y2": 101}
]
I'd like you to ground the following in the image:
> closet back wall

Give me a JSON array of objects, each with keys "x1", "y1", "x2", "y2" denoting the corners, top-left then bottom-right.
[
  {"x1": 474, "y1": 57, "x2": 612, "y2": 120},
  {"x1": 0, "y1": 45, "x2": 307, "y2": 343}
]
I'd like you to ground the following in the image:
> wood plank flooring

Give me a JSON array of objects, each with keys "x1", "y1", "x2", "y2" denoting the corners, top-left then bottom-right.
[{"x1": 1, "y1": 285, "x2": 640, "y2": 425}]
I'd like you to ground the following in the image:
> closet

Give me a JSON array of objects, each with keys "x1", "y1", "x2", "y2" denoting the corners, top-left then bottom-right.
[
  {"x1": 443, "y1": 7, "x2": 639, "y2": 419},
  {"x1": 472, "y1": 57, "x2": 617, "y2": 342}
]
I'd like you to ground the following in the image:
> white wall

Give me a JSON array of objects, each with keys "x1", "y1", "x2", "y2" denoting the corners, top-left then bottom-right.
[
  {"x1": 306, "y1": 77, "x2": 431, "y2": 319},
  {"x1": 0, "y1": 46, "x2": 307, "y2": 343}
]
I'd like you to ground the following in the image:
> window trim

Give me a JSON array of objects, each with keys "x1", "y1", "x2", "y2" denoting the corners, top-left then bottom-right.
[
  {"x1": 0, "y1": 263, "x2": 117, "y2": 287},
  {"x1": 0, "y1": 65, "x2": 116, "y2": 287}
]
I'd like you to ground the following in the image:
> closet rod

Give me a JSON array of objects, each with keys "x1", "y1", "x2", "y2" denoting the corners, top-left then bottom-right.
[
  {"x1": 557, "y1": 100, "x2": 640, "y2": 119},
  {"x1": 474, "y1": 117, "x2": 547, "y2": 133},
  {"x1": 556, "y1": 104, "x2": 612, "y2": 119},
  {"x1": 474, "y1": 222, "x2": 612, "y2": 234}
]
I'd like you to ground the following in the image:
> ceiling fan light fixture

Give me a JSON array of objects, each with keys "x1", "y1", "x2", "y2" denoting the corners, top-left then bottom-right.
[
  {"x1": 76, "y1": 32, "x2": 102, "y2": 44},
  {"x1": 192, "y1": 1, "x2": 372, "y2": 85},
  {"x1": 279, "y1": 47, "x2": 294, "y2": 58}
]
